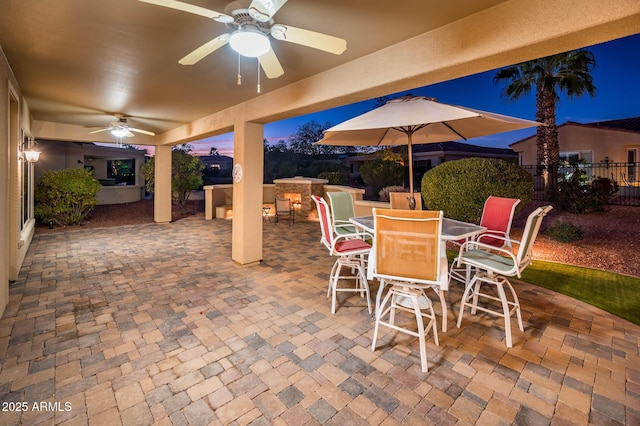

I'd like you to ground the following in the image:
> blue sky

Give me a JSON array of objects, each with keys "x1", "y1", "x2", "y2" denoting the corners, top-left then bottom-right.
[{"x1": 194, "y1": 33, "x2": 640, "y2": 156}]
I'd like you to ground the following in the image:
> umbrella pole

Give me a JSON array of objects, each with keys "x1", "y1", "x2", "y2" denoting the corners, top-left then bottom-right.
[{"x1": 407, "y1": 132, "x2": 416, "y2": 209}]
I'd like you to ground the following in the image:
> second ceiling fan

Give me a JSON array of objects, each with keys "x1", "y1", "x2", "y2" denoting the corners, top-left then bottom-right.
[
  {"x1": 139, "y1": 0, "x2": 347, "y2": 80},
  {"x1": 89, "y1": 115, "x2": 156, "y2": 138}
]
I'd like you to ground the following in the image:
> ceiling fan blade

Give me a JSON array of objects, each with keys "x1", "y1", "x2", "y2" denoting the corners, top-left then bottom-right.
[
  {"x1": 248, "y1": 0, "x2": 288, "y2": 22},
  {"x1": 89, "y1": 128, "x2": 110, "y2": 134},
  {"x1": 129, "y1": 128, "x2": 156, "y2": 136},
  {"x1": 179, "y1": 34, "x2": 230, "y2": 65},
  {"x1": 138, "y1": 0, "x2": 233, "y2": 22},
  {"x1": 271, "y1": 24, "x2": 346, "y2": 55},
  {"x1": 258, "y1": 49, "x2": 284, "y2": 79},
  {"x1": 124, "y1": 130, "x2": 136, "y2": 138}
]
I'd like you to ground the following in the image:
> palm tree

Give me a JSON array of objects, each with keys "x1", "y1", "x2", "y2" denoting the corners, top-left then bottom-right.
[{"x1": 494, "y1": 49, "x2": 596, "y2": 192}]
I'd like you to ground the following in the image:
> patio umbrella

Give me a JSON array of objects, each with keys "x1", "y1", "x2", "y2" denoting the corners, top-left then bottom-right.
[{"x1": 317, "y1": 95, "x2": 542, "y2": 208}]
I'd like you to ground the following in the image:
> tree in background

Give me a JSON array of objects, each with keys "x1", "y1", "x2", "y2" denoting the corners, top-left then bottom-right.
[
  {"x1": 263, "y1": 121, "x2": 351, "y2": 182},
  {"x1": 359, "y1": 156, "x2": 405, "y2": 197},
  {"x1": 288, "y1": 120, "x2": 334, "y2": 155},
  {"x1": 141, "y1": 145, "x2": 205, "y2": 214},
  {"x1": 263, "y1": 138, "x2": 299, "y2": 182},
  {"x1": 121, "y1": 143, "x2": 145, "y2": 151},
  {"x1": 494, "y1": 49, "x2": 596, "y2": 193},
  {"x1": 288, "y1": 120, "x2": 361, "y2": 156},
  {"x1": 373, "y1": 96, "x2": 390, "y2": 108}
]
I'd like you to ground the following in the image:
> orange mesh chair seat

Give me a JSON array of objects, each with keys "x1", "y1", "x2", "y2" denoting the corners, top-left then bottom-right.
[
  {"x1": 368, "y1": 208, "x2": 447, "y2": 372},
  {"x1": 389, "y1": 192, "x2": 423, "y2": 210},
  {"x1": 312, "y1": 195, "x2": 372, "y2": 315},
  {"x1": 455, "y1": 205, "x2": 552, "y2": 348}
]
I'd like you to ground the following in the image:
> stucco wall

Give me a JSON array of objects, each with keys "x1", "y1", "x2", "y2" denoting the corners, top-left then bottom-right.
[
  {"x1": 0, "y1": 48, "x2": 33, "y2": 316},
  {"x1": 511, "y1": 124, "x2": 640, "y2": 165}
]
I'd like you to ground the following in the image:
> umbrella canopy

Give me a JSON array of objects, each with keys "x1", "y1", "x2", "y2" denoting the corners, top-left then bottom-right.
[{"x1": 317, "y1": 95, "x2": 542, "y2": 204}]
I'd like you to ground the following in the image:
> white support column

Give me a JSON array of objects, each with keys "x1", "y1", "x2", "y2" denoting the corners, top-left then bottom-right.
[
  {"x1": 232, "y1": 121, "x2": 264, "y2": 265},
  {"x1": 154, "y1": 145, "x2": 172, "y2": 223}
]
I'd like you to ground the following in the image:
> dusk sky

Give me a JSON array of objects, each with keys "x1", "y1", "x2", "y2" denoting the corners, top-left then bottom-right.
[{"x1": 188, "y1": 33, "x2": 640, "y2": 157}]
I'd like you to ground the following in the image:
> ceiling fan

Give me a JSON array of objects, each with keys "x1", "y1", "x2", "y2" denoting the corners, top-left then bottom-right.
[
  {"x1": 138, "y1": 0, "x2": 347, "y2": 80},
  {"x1": 89, "y1": 115, "x2": 156, "y2": 138}
]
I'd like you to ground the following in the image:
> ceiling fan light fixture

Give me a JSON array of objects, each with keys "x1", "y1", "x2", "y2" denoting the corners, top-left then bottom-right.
[
  {"x1": 229, "y1": 27, "x2": 270, "y2": 58},
  {"x1": 111, "y1": 127, "x2": 129, "y2": 138}
]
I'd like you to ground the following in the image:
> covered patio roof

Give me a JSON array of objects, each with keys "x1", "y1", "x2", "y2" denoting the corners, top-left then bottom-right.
[{"x1": 1, "y1": 1, "x2": 636, "y2": 145}]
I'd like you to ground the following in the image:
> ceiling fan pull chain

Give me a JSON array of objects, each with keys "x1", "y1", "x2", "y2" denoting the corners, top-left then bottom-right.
[
  {"x1": 257, "y1": 59, "x2": 261, "y2": 93},
  {"x1": 237, "y1": 53, "x2": 242, "y2": 86}
]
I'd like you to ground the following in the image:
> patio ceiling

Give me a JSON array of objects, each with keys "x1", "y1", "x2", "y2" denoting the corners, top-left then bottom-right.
[{"x1": 1, "y1": 0, "x2": 639, "y2": 145}]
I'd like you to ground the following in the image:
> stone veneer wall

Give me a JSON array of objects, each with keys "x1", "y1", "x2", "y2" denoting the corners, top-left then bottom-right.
[{"x1": 274, "y1": 177, "x2": 328, "y2": 220}]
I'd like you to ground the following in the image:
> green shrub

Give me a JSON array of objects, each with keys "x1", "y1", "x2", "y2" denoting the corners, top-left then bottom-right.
[
  {"x1": 359, "y1": 159, "x2": 404, "y2": 196},
  {"x1": 35, "y1": 168, "x2": 101, "y2": 226},
  {"x1": 318, "y1": 171, "x2": 347, "y2": 185},
  {"x1": 556, "y1": 169, "x2": 618, "y2": 213},
  {"x1": 421, "y1": 158, "x2": 533, "y2": 222},
  {"x1": 141, "y1": 148, "x2": 205, "y2": 214},
  {"x1": 545, "y1": 220, "x2": 583, "y2": 243}
]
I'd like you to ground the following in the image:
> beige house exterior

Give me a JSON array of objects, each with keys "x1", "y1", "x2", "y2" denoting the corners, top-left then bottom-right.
[
  {"x1": 510, "y1": 118, "x2": 640, "y2": 191},
  {"x1": 1, "y1": 1, "x2": 639, "y2": 316},
  {"x1": 510, "y1": 117, "x2": 640, "y2": 167},
  {"x1": 35, "y1": 140, "x2": 148, "y2": 205}
]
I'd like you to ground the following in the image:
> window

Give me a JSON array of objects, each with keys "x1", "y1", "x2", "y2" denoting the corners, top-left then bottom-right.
[
  {"x1": 107, "y1": 159, "x2": 136, "y2": 185},
  {"x1": 559, "y1": 151, "x2": 594, "y2": 179},
  {"x1": 560, "y1": 152, "x2": 580, "y2": 163},
  {"x1": 560, "y1": 151, "x2": 592, "y2": 163},
  {"x1": 628, "y1": 149, "x2": 637, "y2": 182}
]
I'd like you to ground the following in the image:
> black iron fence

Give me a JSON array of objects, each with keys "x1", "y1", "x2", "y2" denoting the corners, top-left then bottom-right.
[{"x1": 521, "y1": 162, "x2": 640, "y2": 206}]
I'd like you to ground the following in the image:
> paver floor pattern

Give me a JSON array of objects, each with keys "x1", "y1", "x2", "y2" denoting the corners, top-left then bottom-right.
[{"x1": 0, "y1": 216, "x2": 638, "y2": 425}]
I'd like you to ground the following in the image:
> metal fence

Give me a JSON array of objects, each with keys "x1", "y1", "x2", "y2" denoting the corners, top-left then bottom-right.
[{"x1": 521, "y1": 162, "x2": 640, "y2": 207}]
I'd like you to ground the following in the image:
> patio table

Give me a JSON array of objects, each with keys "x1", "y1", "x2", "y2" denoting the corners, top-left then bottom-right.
[
  {"x1": 349, "y1": 216, "x2": 486, "y2": 241},
  {"x1": 349, "y1": 215, "x2": 486, "y2": 332}
]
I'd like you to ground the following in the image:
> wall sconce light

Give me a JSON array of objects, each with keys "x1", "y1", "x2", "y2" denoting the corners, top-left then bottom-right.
[
  {"x1": 21, "y1": 137, "x2": 41, "y2": 163},
  {"x1": 24, "y1": 150, "x2": 40, "y2": 163}
]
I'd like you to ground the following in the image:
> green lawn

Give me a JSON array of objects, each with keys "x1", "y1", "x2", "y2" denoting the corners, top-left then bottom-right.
[
  {"x1": 520, "y1": 260, "x2": 640, "y2": 325},
  {"x1": 448, "y1": 252, "x2": 640, "y2": 325}
]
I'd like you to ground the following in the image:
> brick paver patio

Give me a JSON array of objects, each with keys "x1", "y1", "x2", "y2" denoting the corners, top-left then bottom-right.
[{"x1": 1, "y1": 216, "x2": 638, "y2": 425}]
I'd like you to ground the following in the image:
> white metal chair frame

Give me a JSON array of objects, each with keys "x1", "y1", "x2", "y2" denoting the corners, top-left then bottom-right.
[
  {"x1": 368, "y1": 208, "x2": 447, "y2": 372},
  {"x1": 455, "y1": 205, "x2": 553, "y2": 348},
  {"x1": 312, "y1": 195, "x2": 372, "y2": 315}
]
